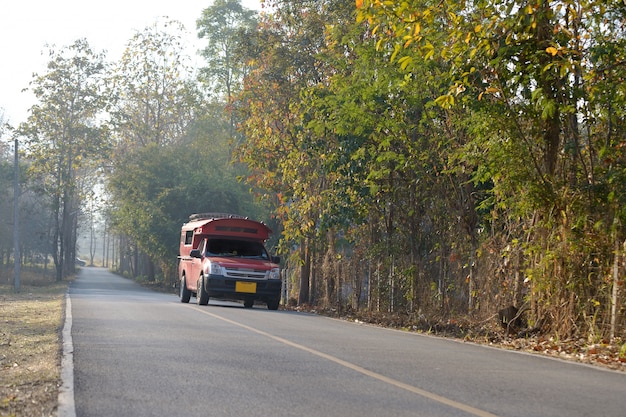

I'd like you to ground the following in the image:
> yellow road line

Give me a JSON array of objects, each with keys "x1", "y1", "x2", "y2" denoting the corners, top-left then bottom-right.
[{"x1": 191, "y1": 306, "x2": 501, "y2": 417}]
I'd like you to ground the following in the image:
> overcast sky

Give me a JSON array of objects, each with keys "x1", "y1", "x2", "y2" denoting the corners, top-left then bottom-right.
[{"x1": 0, "y1": 0, "x2": 263, "y2": 126}]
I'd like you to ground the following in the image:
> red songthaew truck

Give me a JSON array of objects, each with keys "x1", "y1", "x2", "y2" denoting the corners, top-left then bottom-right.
[{"x1": 178, "y1": 213, "x2": 282, "y2": 310}]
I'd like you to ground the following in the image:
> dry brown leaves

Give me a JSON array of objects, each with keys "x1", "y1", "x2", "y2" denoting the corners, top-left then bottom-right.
[
  {"x1": 308, "y1": 306, "x2": 626, "y2": 372},
  {"x1": 496, "y1": 336, "x2": 626, "y2": 371}
]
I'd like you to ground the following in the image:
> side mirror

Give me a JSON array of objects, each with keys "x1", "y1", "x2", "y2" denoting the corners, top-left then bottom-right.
[
  {"x1": 272, "y1": 255, "x2": 280, "y2": 264},
  {"x1": 190, "y1": 249, "x2": 202, "y2": 258}
]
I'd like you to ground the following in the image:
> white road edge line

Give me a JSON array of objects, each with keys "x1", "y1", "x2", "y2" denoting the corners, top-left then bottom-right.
[
  {"x1": 191, "y1": 306, "x2": 501, "y2": 417},
  {"x1": 58, "y1": 293, "x2": 76, "y2": 417}
]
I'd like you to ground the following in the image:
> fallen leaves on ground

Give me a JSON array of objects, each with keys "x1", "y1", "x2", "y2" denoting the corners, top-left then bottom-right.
[{"x1": 300, "y1": 306, "x2": 626, "y2": 372}]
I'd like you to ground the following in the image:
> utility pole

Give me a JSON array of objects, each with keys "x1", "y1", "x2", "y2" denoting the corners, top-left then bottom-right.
[{"x1": 13, "y1": 137, "x2": 20, "y2": 292}]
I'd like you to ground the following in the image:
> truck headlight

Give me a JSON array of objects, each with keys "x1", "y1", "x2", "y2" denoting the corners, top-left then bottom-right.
[
  {"x1": 208, "y1": 261, "x2": 224, "y2": 276},
  {"x1": 268, "y1": 267, "x2": 280, "y2": 280}
]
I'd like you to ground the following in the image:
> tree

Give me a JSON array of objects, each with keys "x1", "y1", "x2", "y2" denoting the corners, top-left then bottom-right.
[
  {"x1": 235, "y1": 0, "x2": 344, "y2": 304},
  {"x1": 0, "y1": 117, "x2": 13, "y2": 268},
  {"x1": 197, "y1": 0, "x2": 258, "y2": 102},
  {"x1": 18, "y1": 39, "x2": 109, "y2": 281},
  {"x1": 109, "y1": 20, "x2": 203, "y2": 151},
  {"x1": 0, "y1": 111, "x2": 8, "y2": 238}
]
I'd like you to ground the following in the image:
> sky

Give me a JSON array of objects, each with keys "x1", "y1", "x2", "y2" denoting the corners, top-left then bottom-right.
[{"x1": 0, "y1": 0, "x2": 263, "y2": 126}]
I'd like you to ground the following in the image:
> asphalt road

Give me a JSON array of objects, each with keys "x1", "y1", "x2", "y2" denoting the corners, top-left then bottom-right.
[{"x1": 65, "y1": 267, "x2": 626, "y2": 417}]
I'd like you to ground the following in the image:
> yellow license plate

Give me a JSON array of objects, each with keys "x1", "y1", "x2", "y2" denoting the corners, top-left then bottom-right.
[{"x1": 236, "y1": 281, "x2": 257, "y2": 293}]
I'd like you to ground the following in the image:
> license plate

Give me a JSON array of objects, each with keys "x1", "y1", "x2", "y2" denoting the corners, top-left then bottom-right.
[{"x1": 236, "y1": 281, "x2": 257, "y2": 293}]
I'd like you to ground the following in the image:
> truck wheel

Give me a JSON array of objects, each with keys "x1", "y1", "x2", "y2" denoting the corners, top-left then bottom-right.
[
  {"x1": 197, "y1": 275, "x2": 209, "y2": 306},
  {"x1": 267, "y1": 298, "x2": 280, "y2": 311},
  {"x1": 243, "y1": 299, "x2": 254, "y2": 309},
  {"x1": 180, "y1": 276, "x2": 191, "y2": 303}
]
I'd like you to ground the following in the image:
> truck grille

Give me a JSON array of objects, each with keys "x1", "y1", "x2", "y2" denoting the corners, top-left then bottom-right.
[{"x1": 224, "y1": 267, "x2": 267, "y2": 280}]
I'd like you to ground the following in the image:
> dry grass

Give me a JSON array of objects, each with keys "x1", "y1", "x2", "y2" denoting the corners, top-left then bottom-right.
[{"x1": 0, "y1": 269, "x2": 68, "y2": 417}]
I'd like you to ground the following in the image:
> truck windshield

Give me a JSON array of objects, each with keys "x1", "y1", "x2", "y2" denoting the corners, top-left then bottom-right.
[{"x1": 206, "y1": 238, "x2": 269, "y2": 259}]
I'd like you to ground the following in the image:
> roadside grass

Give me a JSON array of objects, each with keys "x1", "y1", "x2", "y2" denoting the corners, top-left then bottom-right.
[{"x1": 0, "y1": 268, "x2": 68, "y2": 417}]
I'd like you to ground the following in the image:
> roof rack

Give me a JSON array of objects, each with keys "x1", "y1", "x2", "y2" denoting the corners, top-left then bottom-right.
[{"x1": 188, "y1": 213, "x2": 248, "y2": 221}]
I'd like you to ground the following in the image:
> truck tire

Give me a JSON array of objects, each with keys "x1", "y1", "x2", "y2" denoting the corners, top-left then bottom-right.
[
  {"x1": 267, "y1": 298, "x2": 280, "y2": 311},
  {"x1": 180, "y1": 276, "x2": 191, "y2": 303},
  {"x1": 197, "y1": 275, "x2": 209, "y2": 306}
]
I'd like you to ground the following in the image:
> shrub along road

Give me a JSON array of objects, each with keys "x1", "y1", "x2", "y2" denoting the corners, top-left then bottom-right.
[{"x1": 65, "y1": 268, "x2": 626, "y2": 417}]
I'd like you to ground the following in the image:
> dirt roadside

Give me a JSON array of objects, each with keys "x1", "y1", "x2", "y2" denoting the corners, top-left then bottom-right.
[{"x1": 0, "y1": 275, "x2": 67, "y2": 417}]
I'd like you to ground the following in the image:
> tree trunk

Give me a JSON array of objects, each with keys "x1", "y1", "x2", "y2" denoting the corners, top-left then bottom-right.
[
  {"x1": 609, "y1": 230, "x2": 622, "y2": 340},
  {"x1": 536, "y1": 1, "x2": 562, "y2": 178},
  {"x1": 147, "y1": 256, "x2": 155, "y2": 282},
  {"x1": 298, "y1": 237, "x2": 310, "y2": 304},
  {"x1": 468, "y1": 239, "x2": 477, "y2": 313}
]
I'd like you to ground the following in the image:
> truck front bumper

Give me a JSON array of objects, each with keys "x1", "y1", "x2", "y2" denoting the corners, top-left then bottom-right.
[{"x1": 205, "y1": 275, "x2": 282, "y2": 302}]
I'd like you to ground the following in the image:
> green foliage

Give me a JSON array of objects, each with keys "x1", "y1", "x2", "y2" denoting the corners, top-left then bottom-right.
[
  {"x1": 107, "y1": 115, "x2": 264, "y2": 279},
  {"x1": 235, "y1": 1, "x2": 336, "y2": 243},
  {"x1": 197, "y1": 0, "x2": 258, "y2": 100},
  {"x1": 109, "y1": 20, "x2": 202, "y2": 149},
  {"x1": 351, "y1": 0, "x2": 625, "y2": 334}
]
